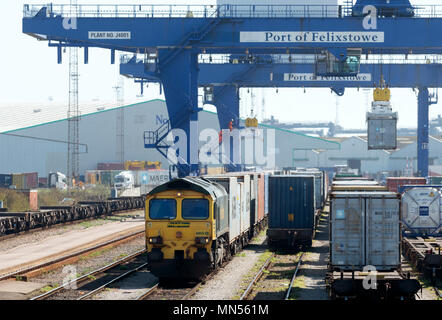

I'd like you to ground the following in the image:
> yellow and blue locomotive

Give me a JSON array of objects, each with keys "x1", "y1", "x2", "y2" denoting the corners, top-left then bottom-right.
[{"x1": 145, "y1": 177, "x2": 231, "y2": 280}]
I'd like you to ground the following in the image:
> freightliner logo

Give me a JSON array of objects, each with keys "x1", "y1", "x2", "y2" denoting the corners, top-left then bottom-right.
[{"x1": 240, "y1": 31, "x2": 384, "y2": 43}]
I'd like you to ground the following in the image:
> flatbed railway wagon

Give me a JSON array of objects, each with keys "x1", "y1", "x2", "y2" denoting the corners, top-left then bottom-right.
[
  {"x1": 0, "y1": 197, "x2": 144, "y2": 237},
  {"x1": 267, "y1": 175, "x2": 317, "y2": 249},
  {"x1": 145, "y1": 177, "x2": 260, "y2": 280},
  {"x1": 326, "y1": 190, "x2": 421, "y2": 300}
]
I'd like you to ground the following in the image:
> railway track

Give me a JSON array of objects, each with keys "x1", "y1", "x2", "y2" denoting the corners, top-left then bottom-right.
[
  {"x1": 285, "y1": 253, "x2": 304, "y2": 300},
  {"x1": 0, "y1": 229, "x2": 145, "y2": 282},
  {"x1": 240, "y1": 253, "x2": 275, "y2": 300},
  {"x1": 31, "y1": 249, "x2": 147, "y2": 300},
  {"x1": 239, "y1": 251, "x2": 305, "y2": 301},
  {"x1": 435, "y1": 286, "x2": 442, "y2": 299}
]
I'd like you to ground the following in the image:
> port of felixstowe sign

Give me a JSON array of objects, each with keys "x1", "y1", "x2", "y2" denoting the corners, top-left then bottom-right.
[
  {"x1": 284, "y1": 73, "x2": 372, "y2": 82},
  {"x1": 240, "y1": 31, "x2": 384, "y2": 43}
]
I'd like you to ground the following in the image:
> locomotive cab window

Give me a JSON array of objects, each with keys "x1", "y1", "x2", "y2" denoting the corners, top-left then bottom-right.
[
  {"x1": 149, "y1": 199, "x2": 176, "y2": 220},
  {"x1": 182, "y1": 199, "x2": 209, "y2": 220}
]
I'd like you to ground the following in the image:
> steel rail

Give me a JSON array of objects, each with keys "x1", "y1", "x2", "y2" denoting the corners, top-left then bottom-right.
[
  {"x1": 77, "y1": 262, "x2": 148, "y2": 300},
  {"x1": 0, "y1": 229, "x2": 144, "y2": 282},
  {"x1": 285, "y1": 253, "x2": 305, "y2": 300},
  {"x1": 240, "y1": 254, "x2": 274, "y2": 301},
  {"x1": 435, "y1": 286, "x2": 442, "y2": 299},
  {"x1": 31, "y1": 248, "x2": 147, "y2": 300},
  {"x1": 136, "y1": 283, "x2": 159, "y2": 300}
]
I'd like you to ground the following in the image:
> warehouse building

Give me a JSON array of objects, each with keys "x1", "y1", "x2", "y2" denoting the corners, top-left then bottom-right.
[
  {"x1": 0, "y1": 100, "x2": 339, "y2": 177},
  {"x1": 293, "y1": 135, "x2": 442, "y2": 175}
]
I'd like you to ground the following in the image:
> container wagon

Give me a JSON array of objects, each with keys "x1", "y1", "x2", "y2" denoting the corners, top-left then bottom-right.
[
  {"x1": 267, "y1": 175, "x2": 317, "y2": 249},
  {"x1": 327, "y1": 190, "x2": 421, "y2": 300},
  {"x1": 0, "y1": 197, "x2": 144, "y2": 237}
]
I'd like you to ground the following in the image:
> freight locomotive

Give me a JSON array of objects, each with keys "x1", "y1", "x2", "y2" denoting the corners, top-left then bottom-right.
[{"x1": 145, "y1": 173, "x2": 268, "y2": 280}]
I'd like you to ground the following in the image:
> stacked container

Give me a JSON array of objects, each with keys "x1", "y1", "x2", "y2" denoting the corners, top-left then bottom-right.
[
  {"x1": 97, "y1": 163, "x2": 124, "y2": 170},
  {"x1": 428, "y1": 176, "x2": 442, "y2": 185},
  {"x1": 12, "y1": 174, "x2": 25, "y2": 189},
  {"x1": 24, "y1": 172, "x2": 38, "y2": 189},
  {"x1": 330, "y1": 191, "x2": 401, "y2": 271},
  {"x1": 386, "y1": 177, "x2": 426, "y2": 193},
  {"x1": 0, "y1": 174, "x2": 12, "y2": 188}
]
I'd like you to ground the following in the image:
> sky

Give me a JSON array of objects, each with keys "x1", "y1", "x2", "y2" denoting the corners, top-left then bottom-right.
[{"x1": 0, "y1": 0, "x2": 441, "y2": 130}]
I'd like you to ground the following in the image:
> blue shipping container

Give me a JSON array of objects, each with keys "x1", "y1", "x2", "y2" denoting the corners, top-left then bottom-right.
[
  {"x1": 0, "y1": 174, "x2": 12, "y2": 188},
  {"x1": 267, "y1": 175, "x2": 316, "y2": 247},
  {"x1": 268, "y1": 175, "x2": 315, "y2": 230}
]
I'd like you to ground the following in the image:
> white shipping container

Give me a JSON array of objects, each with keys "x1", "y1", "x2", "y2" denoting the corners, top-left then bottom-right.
[
  {"x1": 330, "y1": 192, "x2": 401, "y2": 271},
  {"x1": 401, "y1": 187, "x2": 442, "y2": 236},
  {"x1": 134, "y1": 170, "x2": 174, "y2": 187},
  {"x1": 205, "y1": 176, "x2": 242, "y2": 242}
]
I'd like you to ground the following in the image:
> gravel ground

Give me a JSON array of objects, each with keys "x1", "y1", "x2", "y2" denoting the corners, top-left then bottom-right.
[
  {"x1": 246, "y1": 211, "x2": 330, "y2": 301},
  {"x1": 191, "y1": 232, "x2": 268, "y2": 300},
  {"x1": 295, "y1": 212, "x2": 329, "y2": 300},
  {"x1": 401, "y1": 260, "x2": 440, "y2": 300},
  {"x1": 248, "y1": 251, "x2": 302, "y2": 300},
  {"x1": 28, "y1": 235, "x2": 146, "y2": 297},
  {"x1": 90, "y1": 269, "x2": 157, "y2": 300},
  {"x1": 0, "y1": 210, "x2": 144, "y2": 253}
]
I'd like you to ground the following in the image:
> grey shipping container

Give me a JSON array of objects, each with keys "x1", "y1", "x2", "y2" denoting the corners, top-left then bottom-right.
[
  {"x1": 330, "y1": 191, "x2": 401, "y2": 271},
  {"x1": 267, "y1": 175, "x2": 316, "y2": 247},
  {"x1": 205, "y1": 176, "x2": 241, "y2": 242},
  {"x1": 367, "y1": 112, "x2": 398, "y2": 150}
]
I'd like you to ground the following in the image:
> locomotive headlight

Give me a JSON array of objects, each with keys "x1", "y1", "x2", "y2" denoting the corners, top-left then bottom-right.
[
  {"x1": 148, "y1": 236, "x2": 163, "y2": 245},
  {"x1": 195, "y1": 237, "x2": 209, "y2": 245}
]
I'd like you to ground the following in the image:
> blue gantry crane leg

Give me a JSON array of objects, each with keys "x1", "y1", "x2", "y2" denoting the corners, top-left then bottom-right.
[
  {"x1": 417, "y1": 88, "x2": 429, "y2": 177},
  {"x1": 146, "y1": 49, "x2": 200, "y2": 177},
  {"x1": 417, "y1": 87, "x2": 438, "y2": 177},
  {"x1": 213, "y1": 85, "x2": 242, "y2": 172}
]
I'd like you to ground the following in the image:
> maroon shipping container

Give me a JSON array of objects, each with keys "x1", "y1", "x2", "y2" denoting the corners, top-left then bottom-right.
[
  {"x1": 97, "y1": 163, "x2": 124, "y2": 170},
  {"x1": 257, "y1": 173, "x2": 265, "y2": 223},
  {"x1": 38, "y1": 177, "x2": 48, "y2": 187},
  {"x1": 24, "y1": 172, "x2": 38, "y2": 189},
  {"x1": 386, "y1": 177, "x2": 426, "y2": 193}
]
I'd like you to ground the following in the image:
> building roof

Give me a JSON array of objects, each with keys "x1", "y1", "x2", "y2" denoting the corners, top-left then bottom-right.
[
  {"x1": 0, "y1": 99, "x2": 146, "y2": 133},
  {"x1": 0, "y1": 100, "x2": 340, "y2": 148}
]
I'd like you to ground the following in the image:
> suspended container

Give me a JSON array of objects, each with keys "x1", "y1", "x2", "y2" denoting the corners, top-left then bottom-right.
[{"x1": 367, "y1": 88, "x2": 398, "y2": 150}]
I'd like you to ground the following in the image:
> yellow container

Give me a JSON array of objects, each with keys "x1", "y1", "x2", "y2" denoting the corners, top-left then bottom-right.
[
  {"x1": 245, "y1": 117, "x2": 258, "y2": 128},
  {"x1": 12, "y1": 174, "x2": 25, "y2": 189}
]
